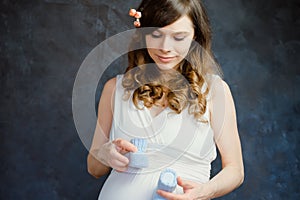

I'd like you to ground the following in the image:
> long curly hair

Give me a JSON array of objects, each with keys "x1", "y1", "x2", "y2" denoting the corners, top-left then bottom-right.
[{"x1": 122, "y1": 0, "x2": 222, "y2": 121}]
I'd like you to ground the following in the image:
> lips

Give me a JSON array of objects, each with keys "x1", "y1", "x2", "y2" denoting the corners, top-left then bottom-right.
[{"x1": 157, "y1": 55, "x2": 176, "y2": 63}]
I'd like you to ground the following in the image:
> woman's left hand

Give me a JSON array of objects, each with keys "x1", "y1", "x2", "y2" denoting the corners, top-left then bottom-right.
[{"x1": 156, "y1": 177, "x2": 212, "y2": 200}]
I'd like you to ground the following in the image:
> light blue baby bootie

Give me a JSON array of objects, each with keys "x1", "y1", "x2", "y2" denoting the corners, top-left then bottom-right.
[
  {"x1": 153, "y1": 168, "x2": 177, "y2": 200},
  {"x1": 128, "y1": 138, "x2": 149, "y2": 168}
]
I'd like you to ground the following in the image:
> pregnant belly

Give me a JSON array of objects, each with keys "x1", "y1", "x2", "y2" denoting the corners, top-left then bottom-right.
[{"x1": 98, "y1": 170, "x2": 160, "y2": 200}]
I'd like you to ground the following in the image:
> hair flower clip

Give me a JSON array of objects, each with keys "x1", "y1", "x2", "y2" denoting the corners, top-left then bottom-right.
[{"x1": 129, "y1": 8, "x2": 142, "y2": 27}]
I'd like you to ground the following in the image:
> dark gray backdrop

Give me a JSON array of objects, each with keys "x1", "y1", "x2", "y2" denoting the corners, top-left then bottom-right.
[{"x1": 1, "y1": 0, "x2": 299, "y2": 199}]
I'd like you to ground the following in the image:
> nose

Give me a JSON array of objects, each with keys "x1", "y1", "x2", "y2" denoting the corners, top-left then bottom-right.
[{"x1": 159, "y1": 36, "x2": 172, "y2": 53}]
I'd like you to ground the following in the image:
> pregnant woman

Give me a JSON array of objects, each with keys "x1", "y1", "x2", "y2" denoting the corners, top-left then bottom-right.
[{"x1": 87, "y1": 0, "x2": 244, "y2": 199}]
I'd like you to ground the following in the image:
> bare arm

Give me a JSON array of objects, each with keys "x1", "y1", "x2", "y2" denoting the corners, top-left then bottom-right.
[
  {"x1": 87, "y1": 77, "x2": 137, "y2": 178},
  {"x1": 206, "y1": 78, "x2": 244, "y2": 198},
  {"x1": 157, "y1": 77, "x2": 244, "y2": 199},
  {"x1": 87, "y1": 78, "x2": 116, "y2": 178}
]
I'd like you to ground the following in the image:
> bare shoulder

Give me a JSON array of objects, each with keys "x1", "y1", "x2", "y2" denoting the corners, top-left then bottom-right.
[
  {"x1": 103, "y1": 77, "x2": 117, "y2": 92},
  {"x1": 209, "y1": 75, "x2": 232, "y2": 98},
  {"x1": 98, "y1": 77, "x2": 117, "y2": 111},
  {"x1": 100, "y1": 77, "x2": 118, "y2": 100},
  {"x1": 208, "y1": 75, "x2": 235, "y2": 117}
]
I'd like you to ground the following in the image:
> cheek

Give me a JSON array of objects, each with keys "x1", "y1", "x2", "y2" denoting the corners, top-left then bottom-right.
[
  {"x1": 146, "y1": 48, "x2": 155, "y2": 60},
  {"x1": 175, "y1": 41, "x2": 192, "y2": 57},
  {"x1": 145, "y1": 35, "x2": 160, "y2": 49},
  {"x1": 145, "y1": 37, "x2": 156, "y2": 60}
]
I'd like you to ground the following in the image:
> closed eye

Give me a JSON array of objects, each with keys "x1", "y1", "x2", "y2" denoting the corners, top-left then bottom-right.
[
  {"x1": 173, "y1": 33, "x2": 187, "y2": 41},
  {"x1": 174, "y1": 36, "x2": 185, "y2": 41},
  {"x1": 151, "y1": 34, "x2": 162, "y2": 38},
  {"x1": 151, "y1": 33, "x2": 162, "y2": 38},
  {"x1": 151, "y1": 30, "x2": 162, "y2": 38}
]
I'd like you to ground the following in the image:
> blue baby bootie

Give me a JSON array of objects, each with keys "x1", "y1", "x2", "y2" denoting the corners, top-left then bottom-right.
[
  {"x1": 153, "y1": 168, "x2": 177, "y2": 200},
  {"x1": 128, "y1": 138, "x2": 149, "y2": 168}
]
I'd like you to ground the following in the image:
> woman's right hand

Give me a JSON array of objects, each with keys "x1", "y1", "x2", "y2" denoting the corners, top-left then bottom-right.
[{"x1": 97, "y1": 138, "x2": 138, "y2": 172}]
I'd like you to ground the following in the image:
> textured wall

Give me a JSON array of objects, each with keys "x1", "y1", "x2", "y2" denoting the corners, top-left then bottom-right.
[{"x1": 0, "y1": 0, "x2": 299, "y2": 199}]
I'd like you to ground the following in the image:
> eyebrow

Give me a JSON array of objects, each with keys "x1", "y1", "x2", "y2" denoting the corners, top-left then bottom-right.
[
  {"x1": 173, "y1": 31, "x2": 190, "y2": 35},
  {"x1": 154, "y1": 29, "x2": 191, "y2": 35}
]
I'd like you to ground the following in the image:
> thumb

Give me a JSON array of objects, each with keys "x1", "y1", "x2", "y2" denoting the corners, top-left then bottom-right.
[{"x1": 112, "y1": 138, "x2": 138, "y2": 153}]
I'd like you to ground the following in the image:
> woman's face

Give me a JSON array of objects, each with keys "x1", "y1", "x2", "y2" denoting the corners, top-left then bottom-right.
[{"x1": 145, "y1": 15, "x2": 195, "y2": 71}]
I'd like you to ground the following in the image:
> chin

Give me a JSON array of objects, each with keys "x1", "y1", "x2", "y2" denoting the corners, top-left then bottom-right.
[
  {"x1": 157, "y1": 65, "x2": 174, "y2": 71},
  {"x1": 156, "y1": 62, "x2": 179, "y2": 71}
]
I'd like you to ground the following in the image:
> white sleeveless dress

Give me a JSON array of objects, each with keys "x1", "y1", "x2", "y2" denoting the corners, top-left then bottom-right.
[{"x1": 98, "y1": 75, "x2": 217, "y2": 200}]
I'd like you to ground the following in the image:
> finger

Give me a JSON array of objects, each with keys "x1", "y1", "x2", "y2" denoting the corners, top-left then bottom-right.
[
  {"x1": 113, "y1": 138, "x2": 138, "y2": 153},
  {"x1": 113, "y1": 138, "x2": 138, "y2": 152},
  {"x1": 157, "y1": 190, "x2": 185, "y2": 200},
  {"x1": 110, "y1": 148, "x2": 130, "y2": 165},
  {"x1": 118, "y1": 148, "x2": 133, "y2": 155},
  {"x1": 109, "y1": 157, "x2": 130, "y2": 172},
  {"x1": 115, "y1": 164, "x2": 130, "y2": 172},
  {"x1": 110, "y1": 157, "x2": 129, "y2": 167},
  {"x1": 115, "y1": 166, "x2": 128, "y2": 172},
  {"x1": 177, "y1": 177, "x2": 194, "y2": 190}
]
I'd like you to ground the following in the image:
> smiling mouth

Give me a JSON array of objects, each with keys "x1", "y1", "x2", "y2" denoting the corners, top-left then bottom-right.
[{"x1": 157, "y1": 55, "x2": 176, "y2": 63}]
